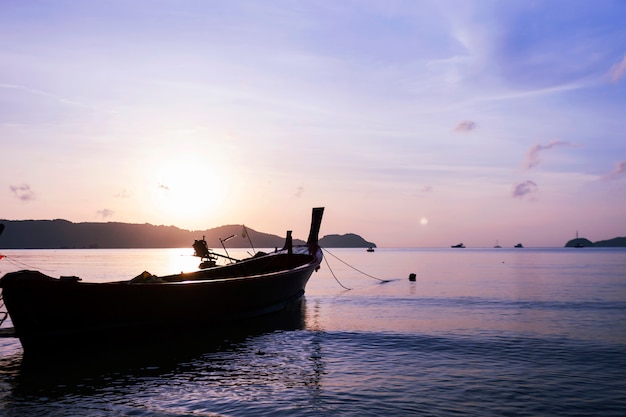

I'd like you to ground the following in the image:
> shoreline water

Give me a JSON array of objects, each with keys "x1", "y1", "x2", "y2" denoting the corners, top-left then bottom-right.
[{"x1": 1, "y1": 248, "x2": 625, "y2": 416}]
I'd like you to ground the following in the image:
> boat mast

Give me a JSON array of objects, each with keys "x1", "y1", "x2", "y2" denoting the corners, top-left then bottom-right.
[{"x1": 307, "y1": 207, "x2": 325, "y2": 247}]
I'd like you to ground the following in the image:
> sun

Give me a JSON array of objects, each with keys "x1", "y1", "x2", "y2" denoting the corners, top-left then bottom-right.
[{"x1": 148, "y1": 156, "x2": 231, "y2": 228}]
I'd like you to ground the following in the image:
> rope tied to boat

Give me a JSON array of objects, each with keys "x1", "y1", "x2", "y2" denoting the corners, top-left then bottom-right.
[
  {"x1": 0, "y1": 254, "x2": 53, "y2": 272},
  {"x1": 0, "y1": 292, "x2": 8, "y2": 328},
  {"x1": 321, "y1": 247, "x2": 390, "y2": 289},
  {"x1": 323, "y1": 255, "x2": 351, "y2": 290}
]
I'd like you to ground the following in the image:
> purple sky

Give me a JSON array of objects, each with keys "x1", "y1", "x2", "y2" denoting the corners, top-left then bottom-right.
[{"x1": 2, "y1": 0, "x2": 625, "y2": 247}]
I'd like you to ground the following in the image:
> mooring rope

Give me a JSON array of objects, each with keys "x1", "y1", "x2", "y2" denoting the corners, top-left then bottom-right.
[
  {"x1": 322, "y1": 254, "x2": 351, "y2": 290},
  {"x1": 0, "y1": 293, "x2": 7, "y2": 328},
  {"x1": 321, "y1": 247, "x2": 390, "y2": 284},
  {"x1": 0, "y1": 255, "x2": 51, "y2": 272}
]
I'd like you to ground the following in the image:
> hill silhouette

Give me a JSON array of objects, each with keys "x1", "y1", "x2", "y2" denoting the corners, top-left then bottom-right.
[
  {"x1": 564, "y1": 236, "x2": 626, "y2": 247},
  {"x1": 0, "y1": 219, "x2": 375, "y2": 249},
  {"x1": 316, "y1": 233, "x2": 376, "y2": 248}
]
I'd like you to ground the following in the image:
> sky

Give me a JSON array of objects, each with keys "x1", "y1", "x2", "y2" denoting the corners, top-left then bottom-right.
[{"x1": 1, "y1": 0, "x2": 626, "y2": 248}]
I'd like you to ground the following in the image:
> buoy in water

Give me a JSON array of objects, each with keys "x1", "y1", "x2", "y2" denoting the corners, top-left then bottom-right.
[{"x1": 409, "y1": 273, "x2": 416, "y2": 281}]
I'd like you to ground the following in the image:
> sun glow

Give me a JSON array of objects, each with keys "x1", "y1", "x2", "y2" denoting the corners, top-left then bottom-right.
[{"x1": 147, "y1": 156, "x2": 233, "y2": 228}]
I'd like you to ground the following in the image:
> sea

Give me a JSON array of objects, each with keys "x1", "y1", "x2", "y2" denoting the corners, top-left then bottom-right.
[{"x1": 0, "y1": 247, "x2": 625, "y2": 417}]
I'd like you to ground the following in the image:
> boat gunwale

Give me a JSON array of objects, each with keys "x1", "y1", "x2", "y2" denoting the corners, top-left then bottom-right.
[
  {"x1": 173, "y1": 254, "x2": 320, "y2": 285},
  {"x1": 0, "y1": 246, "x2": 322, "y2": 288},
  {"x1": 134, "y1": 246, "x2": 321, "y2": 286}
]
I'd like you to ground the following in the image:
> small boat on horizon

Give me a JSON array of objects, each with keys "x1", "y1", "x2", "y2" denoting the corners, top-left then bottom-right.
[
  {"x1": 494, "y1": 240, "x2": 501, "y2": 248},
  {"x1": 0, "y1": 208, "x2": 325, "y2": 356},
  {"x1": 366, "y1": 247, "x2": 375, "y2": 252},
  {"x1": 451, "y1": 243, "x2": 466, "y2": 248},
  {"x1": 514, "y1": 243, "x2": 524, "y2": 248}
]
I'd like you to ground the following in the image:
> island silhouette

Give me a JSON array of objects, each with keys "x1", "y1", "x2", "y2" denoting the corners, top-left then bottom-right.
[{"x1": 564, "y1": 236, "x2": 626, "y2": 247}]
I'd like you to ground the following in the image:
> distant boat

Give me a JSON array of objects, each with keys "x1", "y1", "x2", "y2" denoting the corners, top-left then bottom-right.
[
  {"x1": 514, "y1": 243, "x2": 524, "y2": 248},
  {"x1": 366, "y1": 247, "x2": 375, "y2": 252},
  {"x1": 451, "y1": 243, "x2": 466, "y2": 248},
  {"x1": 494, "y1": 240, "x2": 501, "y2": 248}
]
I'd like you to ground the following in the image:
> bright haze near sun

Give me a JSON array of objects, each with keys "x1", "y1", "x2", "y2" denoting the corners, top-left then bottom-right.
[{"x1": 2, "y1": 1, "x2": 626, "y2": 247}]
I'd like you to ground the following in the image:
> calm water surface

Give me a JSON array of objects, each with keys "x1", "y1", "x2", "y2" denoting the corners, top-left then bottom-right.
[{"x1": 1, "y1": 247, "x2": 625, "y2": 416}]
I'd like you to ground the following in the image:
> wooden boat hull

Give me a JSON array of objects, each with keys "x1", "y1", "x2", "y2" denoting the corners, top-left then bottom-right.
[
  {"x1": 0, "y1": 208, "x2": 324, "y2": 354},
  {"x1": 2, "y1": 250, "x2": 320, "y2": 353}
]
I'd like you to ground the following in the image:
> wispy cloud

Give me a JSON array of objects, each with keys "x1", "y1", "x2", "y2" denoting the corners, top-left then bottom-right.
[
  {"x1": 602, "y1": 160, "x2": 626, "y2": 180},
  {"x1": 524, "y1": 141, "x2": 571, "y2": 169},
  {"x1": 415, "y1": 185, "x2": 433, "y2": 198},
  {"x1": 449, "y1": 83, "x2": 591, "y2": 112},
  {"x1": 512, "y1": 180, "x2": 538, "y2": 199},
  {"x1": 454, "y1": 120, "x2": 476, "y2": 132},
  {"x1": 0, "y1": 83, "x2": 85, "y2": 107},
  {"x1": 609, "y1": 54, "x2": 626, "y2": 83},
  {"x1": 115, "y1": 189, "x2": 132, "y2": 198},
  {"x1": 97, "y1": 209, "x2": 115, "y2": 218},
  {"x1": 9, "y1": 184, "x2": 35, "y2": 201}
]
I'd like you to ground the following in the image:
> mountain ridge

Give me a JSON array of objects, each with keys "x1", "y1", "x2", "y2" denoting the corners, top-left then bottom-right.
[{"x1": 0, "y1": 219, "x2": 376, "y2": 249}]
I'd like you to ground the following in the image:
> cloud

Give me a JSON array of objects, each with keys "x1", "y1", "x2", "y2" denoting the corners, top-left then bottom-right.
[
  {"x1": 0, "y1": 83, "x2": 85, "y2": 107},
  {"x1": 10, "y1": 184, "x2": 35, "y2": 201},
  {"x1": 115, "y1": 189, "x2": 132, "y2": 198},
  {"x1": 415, "y1": 186, "x2": 433, "y2": 198},
  {"x1": 97, "y1": 209, "x2": 115, "y2": 218},
  {"x1": 602, "y1": 160, "x2": 626, "y2": 180},
  {"x1": 512, "y1": 180, "x2": 538, "y2": 199},
  {"x1": 610, "y1": 55, "x2": 626, "y2": 83},
  {"x1": 524, "y1": 140, "x2": 571, "y2": 169},
  {"x1": 454, "y1": 120, "x2": 476, "y2": 132}
]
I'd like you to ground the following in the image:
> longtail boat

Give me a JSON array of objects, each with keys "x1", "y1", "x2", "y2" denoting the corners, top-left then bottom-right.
[{"x1": 0, "y1": 208, "x2": 324, "y2": 355}]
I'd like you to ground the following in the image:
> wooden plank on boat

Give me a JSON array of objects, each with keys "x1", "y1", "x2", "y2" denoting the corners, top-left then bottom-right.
[{"x1": 0, "y1": 327, "x2": 16, "y2": 338}]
